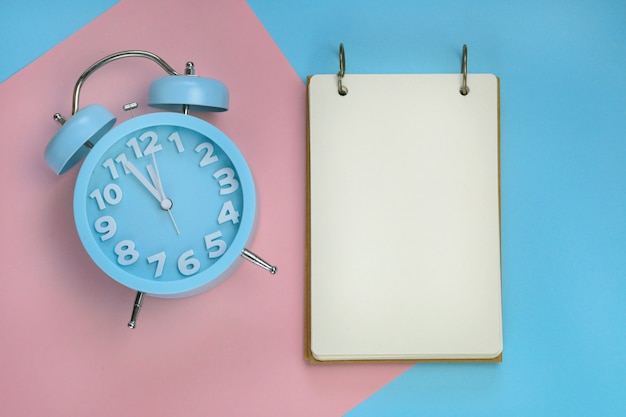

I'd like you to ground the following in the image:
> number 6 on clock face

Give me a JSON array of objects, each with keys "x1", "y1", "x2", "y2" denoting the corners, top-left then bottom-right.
[{"x1": 73, "y1": 112, "x2": 257, "y2": 298}]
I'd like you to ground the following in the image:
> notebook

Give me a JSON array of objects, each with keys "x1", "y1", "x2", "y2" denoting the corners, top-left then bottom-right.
[{"x1": 306, "y1": 73, "x2": 502, "y2": 362}]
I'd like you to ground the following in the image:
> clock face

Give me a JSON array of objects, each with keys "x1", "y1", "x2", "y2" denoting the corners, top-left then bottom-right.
[{"x1": 74, "y1": 112, "x2": 256, "y2": 297}]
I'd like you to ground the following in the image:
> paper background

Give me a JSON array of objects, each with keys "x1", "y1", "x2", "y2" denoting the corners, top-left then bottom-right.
[{"x1": 1, "y1": 0, "x2": 624, "y2": 415}]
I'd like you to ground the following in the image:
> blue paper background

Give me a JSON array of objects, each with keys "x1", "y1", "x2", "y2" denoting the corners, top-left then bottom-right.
[
  {"x1": 2, "y1": 0, "x2": 625, "y2": 415},
  {"x1": 0, "y1": 1, "x2": 119, "y2": 82}
]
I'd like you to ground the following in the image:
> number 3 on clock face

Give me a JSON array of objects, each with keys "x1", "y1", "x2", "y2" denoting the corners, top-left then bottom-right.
[{"x1": 74, "y1": 112, "x2": 256, "y2": 298}]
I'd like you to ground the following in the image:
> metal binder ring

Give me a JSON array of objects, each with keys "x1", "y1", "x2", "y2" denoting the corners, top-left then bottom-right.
[
  {"x1": 460, "y1": 44, "x2": 469, "y2": 95},
  {"x1": 338, "y1": 43, "x2": 348, "y2": 95}
]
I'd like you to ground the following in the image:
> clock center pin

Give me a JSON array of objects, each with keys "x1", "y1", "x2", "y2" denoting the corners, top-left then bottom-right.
[{"x1": 160, "y1": 198, "x2": 173, "y2": 211}]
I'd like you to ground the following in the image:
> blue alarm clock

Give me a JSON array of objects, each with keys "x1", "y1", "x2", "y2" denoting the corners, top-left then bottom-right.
[{"x1": 44, "y1": 51, "x2": 276, "y2": 328}]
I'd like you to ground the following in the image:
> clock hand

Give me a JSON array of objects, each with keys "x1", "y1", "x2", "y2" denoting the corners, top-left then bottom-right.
[
  {"x1": 147, "y1": 153, "x2": 171, "y2": 208},
  {"x1": 123, "y1": 159, "x2": 180, "y2": 235},
  {"x1": 123, "y1": 160, "x2": 161, "y2": 201},
  {"x1": 148, "y1": 152, "x2": 181, "y2": 235}
]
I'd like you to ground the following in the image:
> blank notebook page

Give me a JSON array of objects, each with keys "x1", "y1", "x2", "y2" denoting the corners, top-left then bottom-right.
[{"x1": 307, "y1": 73, "x2": 502, "y2": 361}]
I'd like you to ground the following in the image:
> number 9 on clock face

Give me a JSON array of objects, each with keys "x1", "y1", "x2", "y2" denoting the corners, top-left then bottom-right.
[{"x1": 73, "y1": 112, "x2": 256, "y2": 298}]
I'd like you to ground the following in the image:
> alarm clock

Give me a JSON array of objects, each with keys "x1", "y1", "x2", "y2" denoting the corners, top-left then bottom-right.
[{"x1": 44, "y1": 50, "x2": 276, "y2": 328}]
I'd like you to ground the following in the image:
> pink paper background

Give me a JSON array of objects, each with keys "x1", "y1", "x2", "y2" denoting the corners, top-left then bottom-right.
[{"x1": 0, "y1": 0, "x2": 409, "y2": 415}]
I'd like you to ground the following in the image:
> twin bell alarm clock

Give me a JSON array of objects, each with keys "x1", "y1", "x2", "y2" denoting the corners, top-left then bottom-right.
[{"x1": 44, "y1": 50, "x2": 276, "y2": 328}]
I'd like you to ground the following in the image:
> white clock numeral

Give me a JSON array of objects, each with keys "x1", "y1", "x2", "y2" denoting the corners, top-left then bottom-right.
[
  {"x1": 213, "y1": 167, "x2": 239, "y2": 195},
  {"x1": 204, "y1": 230, "x2": 227, "y2": 258},
  {"x1": 102, "y1": 154, "x2": 132, "y2": 179},
  {"x1": 178, "y1": 250, "x2": 201, "y2": 276},
  {"x1": 217, "y1": 200, "x2": 240, "y2": 225},
  {"x1": 89, "y1": 183, "x2": 123, "y2": 210},
  {"x1": 94, "y1": 215, "x2": 117, "y2": 241},
  {"x1": 102, "y1": 158, "x2": 120, "y2": 179},
  {"x1": 127, "y1": 131, "x2": 162, "y2": 158},
  {"x1": 140, "y1": 131, "x2": 163, "y2": 156},
  {"x1": 195, "y1": 142, "x2": 219, "y2": 167},
  {"x1": 147, "y1": 251, "x2": 166, "y2": 278},
  {"x1": 115, "y1": 154, "x2": 131, "y2": 174},
  {"x1": 126, "y1": 137, "x2": 143, "y2": 159},
  {"x1": 168, "y1": 131, "x2": 185, "y2": 153},
  {"x1": 115, "y1": 240, "x2": 139, "y2": 266}
]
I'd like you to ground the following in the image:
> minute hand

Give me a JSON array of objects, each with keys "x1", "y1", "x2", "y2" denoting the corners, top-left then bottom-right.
[{"x1": 123, "y1": 161, "x2": 161, "y2": 201}]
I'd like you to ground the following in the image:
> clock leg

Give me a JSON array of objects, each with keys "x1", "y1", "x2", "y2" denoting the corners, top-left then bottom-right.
[
  {"x1": 127, "y1": 291, "x2": 145, "y2": 329},
  {"x1": 241, "y1": 249, "x2": 277, "y2": 275}
]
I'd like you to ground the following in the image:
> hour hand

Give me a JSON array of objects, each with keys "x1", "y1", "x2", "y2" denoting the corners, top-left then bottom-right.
[
  {"x1": 147, "y1": 154, "x2": 173, "y2": 211},
  {"x1": 123, "y1": 160, "x2": 161, "y2": 201}
]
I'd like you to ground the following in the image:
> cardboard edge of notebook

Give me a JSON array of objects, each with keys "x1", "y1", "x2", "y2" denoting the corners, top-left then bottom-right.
[{"x1": 304, "y1": 75, "x2": 503, "y2": 364}]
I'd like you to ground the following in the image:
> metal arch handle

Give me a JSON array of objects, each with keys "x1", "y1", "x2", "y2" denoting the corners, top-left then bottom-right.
[{"x1": 71, "y1": 50, "x2": 180, "y2": 115}]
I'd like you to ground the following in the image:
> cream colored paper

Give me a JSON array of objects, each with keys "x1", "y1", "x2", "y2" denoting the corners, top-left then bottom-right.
[{"x1": 307, "y1": 74, "x2": 502, "y2": 361}]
